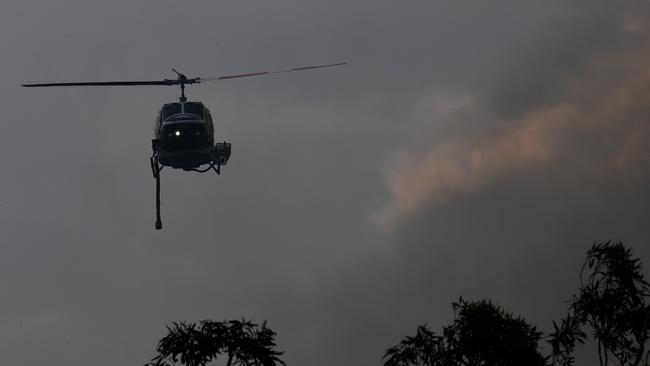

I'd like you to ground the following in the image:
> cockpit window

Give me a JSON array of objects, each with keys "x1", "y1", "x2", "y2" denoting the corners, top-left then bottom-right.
[
  {"x1": 166, "y1": 114, "x2": 200, "y2": 122},
  {"x1": 183, "y1": 102, "x2": 204, "y2": 117},
  {"x1": 162, "y1": 104, "x2": 182, "y2": 120}
]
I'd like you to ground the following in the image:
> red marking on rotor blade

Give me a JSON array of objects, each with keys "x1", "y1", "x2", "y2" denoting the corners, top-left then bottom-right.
[{"x1": 218, "y1": 72, "x2": 269, "y2": 80}]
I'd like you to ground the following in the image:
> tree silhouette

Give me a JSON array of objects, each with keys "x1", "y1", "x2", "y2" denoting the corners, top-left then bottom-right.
[
  {"x1": 383, "y1": 298, "x2": 547, "y2": 366},
  {"x1": 146, "y1": 319, "x2": 286, "y2": 366},
  {"x1": 550, "y1": 241, "x2": 650, "y2": 366}
]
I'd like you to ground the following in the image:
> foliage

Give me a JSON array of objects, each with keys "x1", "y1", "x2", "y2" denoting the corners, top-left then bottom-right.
[
  {"x1": 383, "y1": 298, "x2": 547, "y2": 366},
  {"x1": 146, "y1": 319, "x2": 286, "y2": 366},
  {"x1": 550, "y1": 241, "x2": 650, "y2": 366}
]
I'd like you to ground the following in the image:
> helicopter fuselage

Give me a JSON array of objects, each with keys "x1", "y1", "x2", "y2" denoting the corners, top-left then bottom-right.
[{"x1": 153, "y1": 101, "x2": 223, "y2": 170}]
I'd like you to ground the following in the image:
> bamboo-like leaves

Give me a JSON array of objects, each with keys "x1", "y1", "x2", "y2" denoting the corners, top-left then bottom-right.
[
  {"x1": 550, "y1": 241, "x2": 650, "y2": 366},
  {"x1": 146, "y1": 319, "x2": 286, "y2": 366},
  {"x1": 383, "y1": 298, "x2": 547, "y2": 366}
]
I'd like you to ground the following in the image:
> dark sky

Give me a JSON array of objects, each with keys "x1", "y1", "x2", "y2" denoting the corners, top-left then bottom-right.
[{"x1": 1, "y1": 1, "x2": 649, "y2": 365}]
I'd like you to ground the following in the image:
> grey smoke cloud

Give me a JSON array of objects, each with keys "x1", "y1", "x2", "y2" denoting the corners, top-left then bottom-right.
[{"x1": 374, "y1": 7, "x2": 650, "y2": 232}]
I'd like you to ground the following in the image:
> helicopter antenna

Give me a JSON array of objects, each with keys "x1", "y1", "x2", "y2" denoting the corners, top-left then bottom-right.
[{"x1": 172, "y1": 68, "x2": 188, "y2": 102}]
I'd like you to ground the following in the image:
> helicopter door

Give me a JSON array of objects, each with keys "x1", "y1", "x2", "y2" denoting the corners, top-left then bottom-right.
[
  {"x1": 204, "y1": 108, "x2": 214, "y2": 136},
  {"x1": 154, "y1": 111, "x2": 162, "y2": 137}
]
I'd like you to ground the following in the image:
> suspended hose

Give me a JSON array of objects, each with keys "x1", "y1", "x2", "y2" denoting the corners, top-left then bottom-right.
[
  {"x1": 151, "y1": 155, "x2": 163, "y2": 230},
  {"x1": 155, "y1": 171, "x2": 162, "y2": 230}
]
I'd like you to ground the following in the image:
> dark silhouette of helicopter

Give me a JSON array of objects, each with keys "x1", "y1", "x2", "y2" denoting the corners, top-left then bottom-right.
[{"x1": 22, "y1": 62, "x2": 346, "y2": 229}]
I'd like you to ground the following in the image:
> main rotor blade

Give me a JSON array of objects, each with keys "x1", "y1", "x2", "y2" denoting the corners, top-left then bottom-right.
[
  {"x1": 200, "y1": 62, "x2": 347, "y2": 82},
  {"x1": 22, "y1": 80, "x2": 178, "y2": 87}
]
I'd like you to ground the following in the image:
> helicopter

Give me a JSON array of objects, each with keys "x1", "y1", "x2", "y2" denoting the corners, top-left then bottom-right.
[{"x1": 22, "y1": 62, "x2": 346, "y2": 230}]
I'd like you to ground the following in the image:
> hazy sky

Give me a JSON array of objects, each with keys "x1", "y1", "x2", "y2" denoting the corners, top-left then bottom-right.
[{"x1": 1, "y1": 1, "x2": 649, "y2": 365}]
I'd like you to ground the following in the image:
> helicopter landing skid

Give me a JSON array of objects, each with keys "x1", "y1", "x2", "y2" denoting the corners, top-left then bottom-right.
[
  {"x1": 187, "y1": 142, "x2": 232, "y2": 174},
  {"x1": 149, "y1": 142, "x2": 231, "y2": 230},
  {"x1": 185, "y1": 161, "x2": 221, "y2": 174}
]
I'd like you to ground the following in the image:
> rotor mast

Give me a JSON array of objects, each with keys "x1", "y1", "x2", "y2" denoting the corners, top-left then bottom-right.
[{"x1": 172, "y1": 68, "x2": 188, "y2": 102}]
